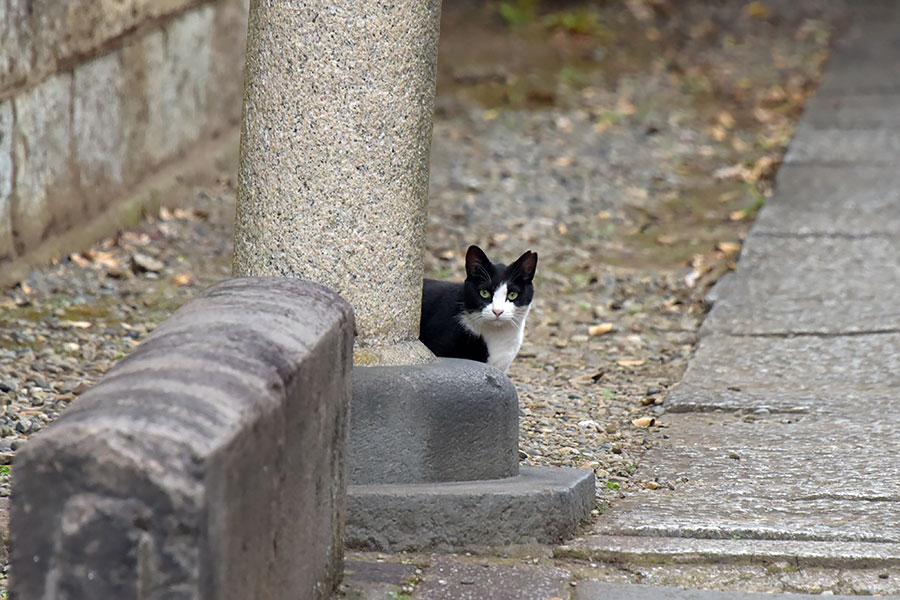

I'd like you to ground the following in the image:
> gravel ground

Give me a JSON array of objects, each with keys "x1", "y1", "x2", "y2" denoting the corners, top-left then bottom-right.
[{"x1": 0, "y1": 0, "x2": 845, "y2": 589}]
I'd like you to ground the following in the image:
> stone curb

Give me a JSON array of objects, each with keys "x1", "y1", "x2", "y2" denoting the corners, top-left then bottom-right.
[{"x1": 11, "y1": 277, "x2": 354, "y2": 600}]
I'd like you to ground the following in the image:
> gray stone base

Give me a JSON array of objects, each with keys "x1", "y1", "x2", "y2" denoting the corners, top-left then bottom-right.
[
  {"x1": 346, "y1": 465, "x2": 595, "y2": 551},
  {"x1": 349, "y1": 358, "x2": 520, "y2": 485}
]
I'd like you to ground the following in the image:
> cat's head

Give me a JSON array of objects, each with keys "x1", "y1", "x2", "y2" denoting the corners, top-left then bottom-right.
[{"x1": 463, "y1": 245, "x2": 537, "y2": 326}]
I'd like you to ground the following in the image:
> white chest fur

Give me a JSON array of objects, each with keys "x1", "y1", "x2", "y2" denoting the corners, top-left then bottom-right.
[{"x1": 459, "y1": 305, "x2": 530, "y2": 373}]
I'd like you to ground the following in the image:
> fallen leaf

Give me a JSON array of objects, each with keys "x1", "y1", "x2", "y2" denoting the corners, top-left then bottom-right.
[
  {"x1": 632, "y1": 416, "x2": 656, "y2": 427},
  {"x1": 159, "y1": 206, "x2": 176, "y2": 221},
  {"x1": 716, "y1": 110, "x2": 736, "y2": 129},
  {"x1": 58, "y1": 320, "x2": 92, "y2": 329},
  {"x1": 656, "y1": 234, "x2": 678, "y2": 246},
  {"x1": 132, "y1": 253, "x2": 165, "y2": 273},
  {"x1": 729, "y1": 209, "x2": 748, "y2": 221},
  {"x1": 588, "y1": 323, "x2": 614, "y2": 337},
  {"x1": 172, "y1": 273, "x2": 196, "y2": 287},
  {"x1": 69, "y1": 253, "x2": 91, "y2": 267},
  {"x1": 92, "y1": 251, "x2": 124, "y2": 270},
  {"x1": 617, "y1": 359, "x2": 646, "y2": 367},
  {"x1": 120, "y1": 231, "x2": 151, "y2": 247},
  {"x1": 173, "y1": 207, "x2": 203, "y2": 221},
  {"x1": 716, "y1": 241, "x2": 741, "y2": 255},
  {"x1": 645, "y1": 481, "x2": 661, "y2": 490},
  {"x1": 557, "y1": 223, "x2": 569, "y2": 235},
  {"x1": 743, "y1": 1, "x2": 770, "y2": 19}
]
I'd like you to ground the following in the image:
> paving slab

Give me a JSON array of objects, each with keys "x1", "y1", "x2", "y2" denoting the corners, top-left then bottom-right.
[
  {"x1": 564, "y1": 535, "x2": 900, "y2": 569},
  {"x1": 700, "y1": 235, "x2": 900, "y2": 335},
  {"x1": 754, "y1": 164, "x2": 900, "y2": 236},
  {"x1": 588, "y1": 409, "x2": 900, "y2": 545},
  {"x1": 783, "y1": 127, "x2": 900, "y2": 164},
  {"x1": 800, "y1": 93, "x2": 900, "y2": 129},
  {"x1": 667, "y1": 333, "x2": 900, "y2": 413},
  {"x1": 574, "y1": 581, "x2": 869, "y2": 600},
  {"x1": 413, "y1": 557, "x2": 571, "y2": 600}
]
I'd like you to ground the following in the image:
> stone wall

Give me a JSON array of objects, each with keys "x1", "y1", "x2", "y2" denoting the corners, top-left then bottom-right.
[{"x1": 0, "y1": 0, "x2": 249, "y2": 284}]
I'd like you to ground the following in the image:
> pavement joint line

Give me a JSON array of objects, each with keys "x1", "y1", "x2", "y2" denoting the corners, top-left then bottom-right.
[
  {"x1": 784, "y1": 160, "x2": 900, "y2": 166},
  {"x1": 752, "y1": 231, "x2": 896, "y2": 240},
  {"x1": 708, "y1": 329, "x2": 900, "y2": 339}
]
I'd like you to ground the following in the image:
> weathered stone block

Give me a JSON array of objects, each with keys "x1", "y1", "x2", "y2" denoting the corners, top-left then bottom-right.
[
  {"x1": 0, "y1": 0, "x2": 32, "y2": 92},
  {"x1": 12, "y1": 277, "x2": 354, "y2": 600},
  {"x1": 0, "y1": 100, "x2": 12, "y2": 259},
  {"x1": 74, "y1": 53, "x2": 126, "y2": 197},
  {"x1": 145, "y1": 6, "x2": 214, "y2": 164},
  {"x1": 28, "y1": 0, "x2": 197, "y2": 85},
  {"x1": 350, "y1": 359, "x2": 519, "y2": 485},
  {"x1": 12, "y1": 72, "x2": 73, "y2": 248}
]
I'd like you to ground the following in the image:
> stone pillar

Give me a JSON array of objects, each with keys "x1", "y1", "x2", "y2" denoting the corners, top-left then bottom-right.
[{"x1": 234, "y1": 0, "x2": 441, "y2": 366}]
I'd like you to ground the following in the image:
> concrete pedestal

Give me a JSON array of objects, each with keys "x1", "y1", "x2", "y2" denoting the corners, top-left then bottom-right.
[{"x1": 347, "y1": 359, "x2": 596, "y2": 551}]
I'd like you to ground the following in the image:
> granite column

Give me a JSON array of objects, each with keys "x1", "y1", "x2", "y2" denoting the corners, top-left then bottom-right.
[{"x1": 233, "y1": 0, "x2": 441, "y2": 365}]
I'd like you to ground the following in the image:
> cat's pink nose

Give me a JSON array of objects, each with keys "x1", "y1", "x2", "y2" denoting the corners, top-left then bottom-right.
[{"x1": 492, "y1": 308, "x2": 503, "y2": 317}]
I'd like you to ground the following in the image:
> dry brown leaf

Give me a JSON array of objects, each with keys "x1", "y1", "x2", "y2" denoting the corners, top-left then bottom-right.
[
  {"x1": 70, "y1": 253, "x2": 91, "y2": 268},
  {"x1": 616, "y1": 97, "x2": 637, "y2": 116},
  {"x1": 617, "y1": 359, "x2": 645, "y2": 367},
  {"x1": 716, "y1": 110, "x2": 736, "y2": 129},
  {"x1": 743, "y1": 1, "x2": 770, "y2": 19},
  {"x1": 716, "y1": 241, "x2": 741, "y2": 255},
  {"x1": 120, "y1": 231, "x2": 151, "y2": 247},
  {"x1": 173, "y1": 207, "x2": 204, "y2": 221},
  {"x1": 172, "y1": 273, "x2": 197, "y2": 287},
  {"x1": 588, "y1": 323, "x2": 614, "y2": 337},
  {"x1": 655, "y1": 234, "x2": 677, "y2": 246},
  {"x1": 710, "y1": 126, "x2": 728, "y2": 142},
  {"x1": 93, "y1": 251, "x2": 124, "y2": 269},
  {"x1": 645, "y1": 481, "x2": 661, "y2": 490},
  {"x1": 632, "y1": 416, "x2": 656, "y2": 427}
]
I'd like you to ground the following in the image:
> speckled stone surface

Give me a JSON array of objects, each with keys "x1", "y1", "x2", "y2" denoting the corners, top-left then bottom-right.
[{"x1": 234, "y1": 0, "x2": 442, "y2": 365}]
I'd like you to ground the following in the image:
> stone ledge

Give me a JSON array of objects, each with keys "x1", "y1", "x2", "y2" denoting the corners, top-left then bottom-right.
[
  {"x1": 11, "y1": 277, "x2": 354, "y2": 599},
  {"x1": 560, "y1": 535, "x2": 900, "y2": 569},
  {"x1": 346, "y1": 465, "x2": 595, "y2": 552}
]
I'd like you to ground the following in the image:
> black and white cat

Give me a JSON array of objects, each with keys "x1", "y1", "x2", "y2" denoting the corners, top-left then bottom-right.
[{"x1": 420, "y1": 245, "x2": 537, "y2": 373}]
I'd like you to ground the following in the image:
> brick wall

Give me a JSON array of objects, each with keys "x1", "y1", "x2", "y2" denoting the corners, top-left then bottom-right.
[{"x1": 0, "y1": 0, "x2": 249, "y2": 279}]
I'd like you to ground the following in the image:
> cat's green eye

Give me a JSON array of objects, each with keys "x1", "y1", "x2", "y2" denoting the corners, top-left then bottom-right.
[
  {"x1": 479, "y1": 289, "x2": 491, "y2": 299},
  {"x1": 507, "y1": 291, "x2": 519, "y2": 300}
]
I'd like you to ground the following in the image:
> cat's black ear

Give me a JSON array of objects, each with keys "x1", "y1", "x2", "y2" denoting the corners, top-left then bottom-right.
[
  {"x1": 465, "y1": 245, "x2": 491, "y2": 280},
  {"x1": 510, "y1": 250, "x2": 538, "y2": 283}
]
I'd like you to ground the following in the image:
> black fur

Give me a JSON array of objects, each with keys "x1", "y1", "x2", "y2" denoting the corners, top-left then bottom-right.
[{"x1": 419, "y1": 245, "x2": 537, "y2": 363}]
